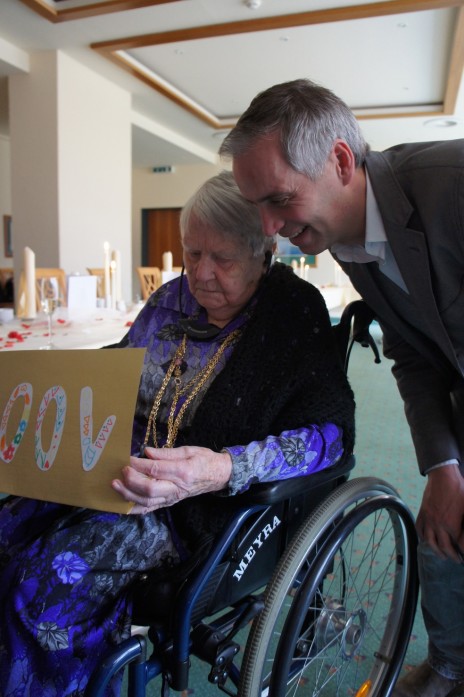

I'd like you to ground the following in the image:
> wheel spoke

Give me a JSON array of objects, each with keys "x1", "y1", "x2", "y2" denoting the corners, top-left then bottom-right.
[{"x1": 239, "y1": 478, "x2": 418, "y2": 697}]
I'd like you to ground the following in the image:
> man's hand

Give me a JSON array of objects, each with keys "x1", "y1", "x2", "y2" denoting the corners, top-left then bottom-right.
[
  {"x1": 416, "y1": 464, "x2": 464, "y2": 562},
  {"x1": 112, "y1": 446, "x2": 232, "y2": 515}
]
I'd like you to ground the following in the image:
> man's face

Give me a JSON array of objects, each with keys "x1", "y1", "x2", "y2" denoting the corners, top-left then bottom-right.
[{"x1": 233, "y1": 132, "x2": 357, "y2": 255}]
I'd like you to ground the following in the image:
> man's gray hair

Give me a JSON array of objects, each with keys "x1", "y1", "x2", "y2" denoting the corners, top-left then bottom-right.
[
  {"x1": 220, "y1": 78, "x2": 369, "y2": 180},
  {"x1": 180, "y1": 170, "x2": 275, "y2": 257}
]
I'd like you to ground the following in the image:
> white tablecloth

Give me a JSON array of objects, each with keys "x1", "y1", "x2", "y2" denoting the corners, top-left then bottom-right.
[
  {"x1": 319, "y1": 285, "x2": 361, "y2": 311},
  {"x1": 0, "y1": 305, "x2": 142, "y2": 351}
]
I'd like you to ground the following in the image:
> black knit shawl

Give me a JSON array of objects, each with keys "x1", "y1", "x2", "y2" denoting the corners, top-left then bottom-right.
[{"x1": 177, "y1": 262, "x2": 355, "y2": 457}]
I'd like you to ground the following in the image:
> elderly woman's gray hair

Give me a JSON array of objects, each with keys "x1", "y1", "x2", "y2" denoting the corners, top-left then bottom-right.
[{"x1": 180, "y1": 170, "x2": 275, "y2": 257}]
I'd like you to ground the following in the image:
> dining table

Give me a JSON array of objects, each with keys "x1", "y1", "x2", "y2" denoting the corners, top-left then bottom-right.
[{"x1": 0, "y1": 304, "x2": 144, "y2": 351}]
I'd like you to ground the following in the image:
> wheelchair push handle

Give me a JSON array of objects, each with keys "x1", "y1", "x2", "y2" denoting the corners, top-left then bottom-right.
[{"x1": 333, "y1": 299, "x2": 381, "y2": 371}]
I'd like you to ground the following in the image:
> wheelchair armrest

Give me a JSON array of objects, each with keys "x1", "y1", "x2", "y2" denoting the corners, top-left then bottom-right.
[
  {"x1": 228, "y1": 454, "x2": 355, "y2": 505},
  {"x1": 131, "y1": 454, "x2": 355, "y2": 630}
]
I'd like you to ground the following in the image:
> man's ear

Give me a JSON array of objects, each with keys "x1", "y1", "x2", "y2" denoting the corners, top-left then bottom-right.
[{"x1": 333, "y1": 140, "x2": 356, "y2": 185}]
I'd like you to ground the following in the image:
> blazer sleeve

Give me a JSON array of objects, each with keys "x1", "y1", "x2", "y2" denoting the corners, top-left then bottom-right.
[{"x1": 381, "y1": 321, "x2": 461, "y2": 474}]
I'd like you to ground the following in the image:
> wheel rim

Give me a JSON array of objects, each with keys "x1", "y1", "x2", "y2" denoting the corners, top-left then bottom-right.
[{"x1": 261, "y1": 497, "x2": 414, "y2": 696}]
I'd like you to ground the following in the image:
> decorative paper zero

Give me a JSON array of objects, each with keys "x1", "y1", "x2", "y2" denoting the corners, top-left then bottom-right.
[{"x1": 0, "y1": 349, "x2": 145, "y2": 513}]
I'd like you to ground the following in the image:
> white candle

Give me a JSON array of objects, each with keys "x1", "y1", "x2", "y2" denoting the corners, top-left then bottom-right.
[
  {"x1": 305, "y1": 264, "x2": 311, "y2": 282},
  {"x1": 103, "y1": 241, "x2": 111, "y2": 305},
  {"x1": 162, "y1": 251, "x2": 173, "y2": 272},
  {"x1": 110, "y1": 260, "x2": 116, "y2": 309},
  {"x1": 24, "y1": 246, "x2": 36, "y2": 319},
  {"x1": 300, "y1": 256, "x2": 305, "y2": 279},
  {"x1": 111, "y1": 249, "x2": 122, "y2": 302},
  {"x1": 291, "y1": 260, "x2": 298, "y2": 274}
]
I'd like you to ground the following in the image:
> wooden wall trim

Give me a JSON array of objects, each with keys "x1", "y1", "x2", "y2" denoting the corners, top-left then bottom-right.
[
  {"x1": 18, "y1": 0, "x2": 182, "y2": 24},
  {"x1": 17, "y1": 0, "x2": 464, "y2": 125},
  {"x1": 92, "y1": 0, "x2": 464, "y2": 50},
  {"x1": 444, "y1": 5, "x2": 464, "y2": 113},
  {"x1": 91, "y1": 0, "x2": 464, "y2": 128}
]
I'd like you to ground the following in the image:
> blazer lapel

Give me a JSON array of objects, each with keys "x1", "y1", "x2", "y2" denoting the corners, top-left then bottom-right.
[{"x1": 349, "y1": 153, "x2": 461, "y2": 373}]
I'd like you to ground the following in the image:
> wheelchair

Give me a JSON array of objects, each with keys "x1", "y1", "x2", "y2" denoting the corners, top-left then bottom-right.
[{"x1": 86, "y1": 301, "x2": 419, "y2": 697}]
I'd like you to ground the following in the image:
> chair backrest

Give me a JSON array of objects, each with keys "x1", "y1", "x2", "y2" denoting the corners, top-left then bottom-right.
[
  {"x1": 0, "y1": 268, "x2": 13, "y2": 285},
  {"x1": 18, "y1": 267, "x2": 68, "y2": 311},
  {"x1": 0, "y1": 268, "x2": 14, "y2": 306},
  {"x1": 87, "y1": 267, "x2": 105, "y2": 299},
  {"x1": 137, "y1": 266, "x2": 162, "y2": 300}
]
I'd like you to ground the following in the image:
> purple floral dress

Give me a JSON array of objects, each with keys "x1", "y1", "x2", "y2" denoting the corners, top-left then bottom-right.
[{"x1": 0, "y1": 276, "x2": 344, "y2": 696}]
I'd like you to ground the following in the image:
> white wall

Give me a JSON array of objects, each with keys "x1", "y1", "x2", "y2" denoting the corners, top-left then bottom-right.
[
  {"x1": 57, "y1": 53, "x2": 132, "y2": 301},
  {"x1": 9, "y1": 52, "x2": 60, "y2": 283},
  {"x1": 9, "y1": 51, "x2": 132, "y2": 303},
  {"x1": 0, "y1": 134, "x2": 12, "y2": 268}
]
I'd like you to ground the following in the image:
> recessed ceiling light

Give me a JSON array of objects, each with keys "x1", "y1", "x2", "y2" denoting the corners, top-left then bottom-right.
[
  {"x1": 424, "y1": 117, "x2": 459, "y2": 128},
  {"x1": 244, "y1": 0, "x2": 262, "y2": 8}
]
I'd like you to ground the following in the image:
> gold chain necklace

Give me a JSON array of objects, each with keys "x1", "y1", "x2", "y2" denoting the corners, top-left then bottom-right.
[{"x1": 143, "y1": 329, "x2": 241, "y2": 449}]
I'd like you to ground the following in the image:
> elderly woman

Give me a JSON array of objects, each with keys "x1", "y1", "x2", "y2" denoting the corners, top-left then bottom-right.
[{"x1": 0, "y1": 171, "x2": 354, "y2": 696}]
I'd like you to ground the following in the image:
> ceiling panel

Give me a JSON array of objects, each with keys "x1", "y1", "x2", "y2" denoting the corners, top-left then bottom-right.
[
  {"x1": 92, "y1": 1, "x2": 464, "y2": 133},
  {"x1": 2, "y1": 0, "x2": 464, "y2": 166},
  {"x1": 127, "y1": 8, "x2": 453, "y2": 118}
]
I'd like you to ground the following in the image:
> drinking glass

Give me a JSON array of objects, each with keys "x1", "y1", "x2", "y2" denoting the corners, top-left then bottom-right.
[{"x1": 40, "y1": 277, "x2": 62, "y2": 349}]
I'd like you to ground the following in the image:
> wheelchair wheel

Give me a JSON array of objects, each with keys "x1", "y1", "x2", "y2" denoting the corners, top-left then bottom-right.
[{"x1": 239, "y1": 476, "x2": 418, "y2": 697}]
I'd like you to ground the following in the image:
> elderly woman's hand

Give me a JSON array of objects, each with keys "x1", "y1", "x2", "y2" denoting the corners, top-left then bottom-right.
[{"x1": 112, "y1": 445, "x2": 232, "y2": 514}]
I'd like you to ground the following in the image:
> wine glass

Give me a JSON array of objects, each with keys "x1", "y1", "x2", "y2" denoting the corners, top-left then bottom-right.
[{"x1": 40, "y1": 277, "x2": 62, "y2": 349}]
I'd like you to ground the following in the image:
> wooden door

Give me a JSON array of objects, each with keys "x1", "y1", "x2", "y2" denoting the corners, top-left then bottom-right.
[{"x1": 142, "y1": 208, "x2": 183, "y2": 268}]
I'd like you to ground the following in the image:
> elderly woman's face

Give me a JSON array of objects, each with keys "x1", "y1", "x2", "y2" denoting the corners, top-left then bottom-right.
[{"x1": 183, "y1": 216, "x2": 266, "y2": 326}]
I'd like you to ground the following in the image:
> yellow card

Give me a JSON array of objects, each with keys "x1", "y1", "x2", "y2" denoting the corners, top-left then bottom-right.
[{"x1": 0, "y1": 349, "x2": 145, "y2": 513}]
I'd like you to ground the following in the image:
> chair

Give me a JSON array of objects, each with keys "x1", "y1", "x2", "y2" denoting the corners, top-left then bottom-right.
[
  {"x1": 87, "y1": 268, "x2": 105, "y2": 299},
  {"x1": 137, "y1": 266, "x2": 162, "y2": 300},
  {"x1": 86, "y1": 301, "x2": 419, "y2": 697},
  {"x1": 18, "y1": 267, "x2": 67, "y2": 312},
  {"x1": 0, "y1": 268, "x2": 14, "y2": 307}
]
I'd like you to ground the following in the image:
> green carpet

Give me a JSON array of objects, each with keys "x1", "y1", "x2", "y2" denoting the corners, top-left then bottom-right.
[{"x1": 344, "y1": 328, "x2": 427, "y2": 677}]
